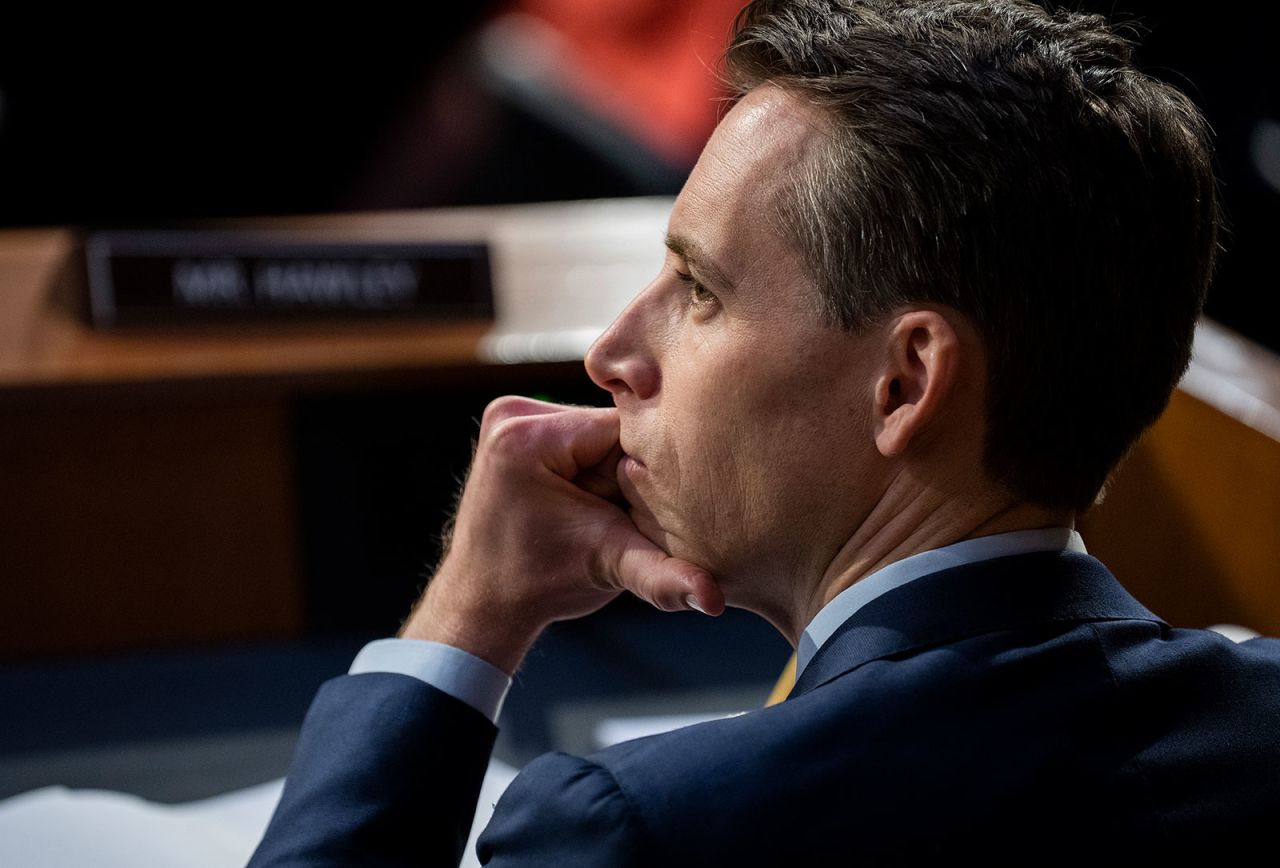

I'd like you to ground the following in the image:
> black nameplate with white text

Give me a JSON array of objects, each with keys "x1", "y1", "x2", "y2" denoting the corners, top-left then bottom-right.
[{"x1": 83, "y1": 232, "x2": 494, "y2": 327}]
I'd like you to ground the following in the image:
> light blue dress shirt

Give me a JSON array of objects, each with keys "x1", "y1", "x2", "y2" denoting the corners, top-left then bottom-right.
[
  {"x1": 795, "y1": 526, "x2": 1087, "y2": 677},
  {"x1": 352, "y1": 527, "x2": 1085, "y2": 723},
  {"x1": 350, "y1": 638, "x2": 513, "y2": 724}
]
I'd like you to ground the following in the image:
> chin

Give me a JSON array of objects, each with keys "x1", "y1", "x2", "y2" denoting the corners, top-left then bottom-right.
[
  {"x1": 622, "y1": 501, "x2": 699, "y2": 565},
  {"x1": 627, "y1": 504, "x2": 672, "y2": 550}
]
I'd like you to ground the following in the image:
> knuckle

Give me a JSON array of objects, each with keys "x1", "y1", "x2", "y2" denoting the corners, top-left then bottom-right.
[
  {"x1": 484, "y1": 414, "x2": 542, "y2": 455},
  {"x1": 480, "y1": 395, "x2": 527, "y2": 429}
]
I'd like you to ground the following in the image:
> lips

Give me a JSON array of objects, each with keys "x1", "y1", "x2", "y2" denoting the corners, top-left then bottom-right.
[
  {"x1": 617, "y1": 450, "x2": 649, "y2": 498},
  {"x1": 619, "y1": 453, "x2": 646, "y2": 478},
  {"x1": 617, "y1": 436, "x2": 647, "y2": 470},
  {"x1": 613, "y1": 446, "x2": 669, "y2": 548}
]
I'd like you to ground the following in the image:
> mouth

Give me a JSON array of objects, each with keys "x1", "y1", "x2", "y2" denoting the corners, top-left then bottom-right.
[
  {"x1": 619, "y1": 452, "x2": 646, "y2": 482},
  {"x1": 617, "y1": 450, "x2": 648, "y2": 494}
]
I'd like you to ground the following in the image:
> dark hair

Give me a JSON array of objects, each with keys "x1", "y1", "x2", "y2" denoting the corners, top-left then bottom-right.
[{"x1": 724, "y1": 0, "x2": 1221, "y2": 513}]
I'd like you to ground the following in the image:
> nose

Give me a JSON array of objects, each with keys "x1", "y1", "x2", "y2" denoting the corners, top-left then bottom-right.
[{"x1": 584, "y1": 289, "x2": 661, "y2": 401}]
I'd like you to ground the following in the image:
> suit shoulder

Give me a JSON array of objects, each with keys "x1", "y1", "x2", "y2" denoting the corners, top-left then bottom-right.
[
  {"x1": 478, "y1": 751, "x2": 648, "y2": 867},
  {"x1": 1091, "y1": 623, "x2": 1280, "y2": 830}
]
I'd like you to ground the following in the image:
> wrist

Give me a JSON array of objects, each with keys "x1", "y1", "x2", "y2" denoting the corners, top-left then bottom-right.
[{"x1": 399, "y1": 567, "x2": 543, "y2": 676}]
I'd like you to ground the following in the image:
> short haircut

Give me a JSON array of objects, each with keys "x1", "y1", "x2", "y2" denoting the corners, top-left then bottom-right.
[{"x1": 724, "y1": 0, "x2": 1221, "y2": 513}]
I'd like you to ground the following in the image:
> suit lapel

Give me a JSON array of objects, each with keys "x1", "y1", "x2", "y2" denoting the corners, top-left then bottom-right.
[{"x1": 788, "y1": 551, "x2": 1164, "y2": 699}]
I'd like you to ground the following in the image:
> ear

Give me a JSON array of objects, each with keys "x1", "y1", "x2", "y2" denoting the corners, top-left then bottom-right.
[{"x1": 873, "y1": 309, "x2": 963, "y2": 458}]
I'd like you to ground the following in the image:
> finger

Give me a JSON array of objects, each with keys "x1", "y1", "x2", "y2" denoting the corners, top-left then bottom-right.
[
  {"x1": 478, "y1": 395, "x2": 570, "y2": 438},
  {"x1": 480, "y1": 403, "x2": 618, "y2": 479},
  {"x1": 547, "y1": 407, "x2": 621, "y2": 479},
  {"x1": 573, "y1": 441, "x2": 625, "y2": 502},
  {"x1": 597, "y1": 520, "x2": 725, "y2": 616}
]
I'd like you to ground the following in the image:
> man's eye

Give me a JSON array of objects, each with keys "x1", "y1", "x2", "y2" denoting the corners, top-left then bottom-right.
[{"x1": 676, "y1": 271, "x2": 717, "y2": 307}]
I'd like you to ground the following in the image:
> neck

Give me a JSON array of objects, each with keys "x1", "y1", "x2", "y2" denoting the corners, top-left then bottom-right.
[{"x1": 768, "y1": 469, "x2": 1072, "y2": 647}]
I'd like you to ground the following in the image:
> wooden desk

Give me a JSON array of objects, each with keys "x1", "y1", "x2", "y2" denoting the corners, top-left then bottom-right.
[
  {"x1": 1, "y1": 197, "x2": 675, "y2": 390},
  {"x1": 0, "y1": 200, "x2": 668, "y2": 657},
  {"x1": 2, "y1": 199, "x2": 1278, "y2": 658},
  {"x1": 1080, "y1": 321, "x2": 1280, "y2": 637}
]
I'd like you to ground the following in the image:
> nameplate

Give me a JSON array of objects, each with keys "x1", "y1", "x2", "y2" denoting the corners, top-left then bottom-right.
[{"x1": 83, "y1": 231, "x2": 494, "y2": 327}]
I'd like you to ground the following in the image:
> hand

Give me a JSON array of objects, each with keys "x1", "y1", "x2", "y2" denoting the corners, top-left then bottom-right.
[{"x1": 400, "y1": 396, "x2": 724, "y2": 674}]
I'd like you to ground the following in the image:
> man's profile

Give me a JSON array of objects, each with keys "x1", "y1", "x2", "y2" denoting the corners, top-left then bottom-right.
[{"x1": 250, "y1": 1, "x2": 1280, "y2": 864}]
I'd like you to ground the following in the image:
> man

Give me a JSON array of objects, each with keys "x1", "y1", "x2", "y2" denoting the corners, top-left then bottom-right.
[{"x1": 250, "y1": 1, "x2": 1280, "y2": 864}]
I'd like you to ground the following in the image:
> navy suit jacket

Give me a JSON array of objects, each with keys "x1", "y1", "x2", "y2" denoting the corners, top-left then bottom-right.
[{"x1": 249, "y1": 552, "x2": 1280, "y2": 865}]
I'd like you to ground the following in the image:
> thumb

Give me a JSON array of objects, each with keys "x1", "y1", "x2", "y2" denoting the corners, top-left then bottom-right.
[
  {"x1": 597, "y1": 519, "x2": 725, "y2": 616},
  {"x1": 544, "y1": 408, "x2": 620, "y2": 479}
]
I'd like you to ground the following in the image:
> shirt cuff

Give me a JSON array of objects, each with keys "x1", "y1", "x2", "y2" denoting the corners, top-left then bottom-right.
[{"x1": 349, "y1": 638, "x2": 513, "y2": 724}]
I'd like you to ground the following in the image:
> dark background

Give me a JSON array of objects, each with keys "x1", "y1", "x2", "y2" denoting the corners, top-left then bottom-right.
[
  {"x1": 0, "y1": 1, "x2": 1274, "y2": 803},
  {"x1": 0, "y1": 3, "x2": 1275, "y2": 350}
]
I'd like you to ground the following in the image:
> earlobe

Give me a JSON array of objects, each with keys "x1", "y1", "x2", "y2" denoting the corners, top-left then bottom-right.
[
  {"x1": 872, "y1": 310, "x2": 963, "y2": 459},
  {"x1": 874, "y1": 375, "x2": 914, "y2": 458}
]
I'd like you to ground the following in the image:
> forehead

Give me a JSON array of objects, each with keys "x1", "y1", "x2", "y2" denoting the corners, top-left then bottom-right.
[{"x1": 668, "y1": 85, "x2": 829, "y2": 290}]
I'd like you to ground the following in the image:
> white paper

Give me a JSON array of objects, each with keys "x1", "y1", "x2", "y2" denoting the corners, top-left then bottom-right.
[
  {"x1": 593, "y1": 711, "x2": 742, "y2": 749},
  {"x1": 0, "y1": 759, "x2": 518, "y2": 868}
]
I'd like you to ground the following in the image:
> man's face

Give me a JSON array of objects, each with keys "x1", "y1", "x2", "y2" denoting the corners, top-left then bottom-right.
[{"x1": 585, "y1": 86, "x2": 886, "y2": 621}]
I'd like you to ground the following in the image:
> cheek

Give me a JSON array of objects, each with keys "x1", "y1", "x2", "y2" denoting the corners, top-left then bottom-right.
[
  {"x1": 702, "y1": 373, "x2": 866, "y2": 542},
  {"x1": 648, "y1": 326, "x2": 868, "y2": 564},
  {"x1": 662, "y1": 388, "x2": 789, "y2": 556},
  {"x1": 632, "y1": 391, "x2": 750, "y2": 562}
]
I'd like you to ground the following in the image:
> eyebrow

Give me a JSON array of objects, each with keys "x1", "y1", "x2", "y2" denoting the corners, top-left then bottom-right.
[{"x1": 664, "y1": 232, "x2": 735, "y2": 293}]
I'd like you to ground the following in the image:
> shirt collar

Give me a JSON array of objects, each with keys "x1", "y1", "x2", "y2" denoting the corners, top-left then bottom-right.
[{"x1": 795, "y1": 527, "x2": 1087, "y2": 677}]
